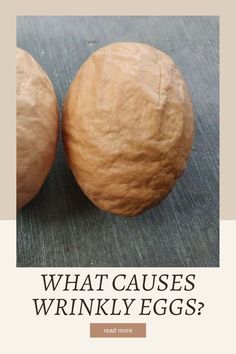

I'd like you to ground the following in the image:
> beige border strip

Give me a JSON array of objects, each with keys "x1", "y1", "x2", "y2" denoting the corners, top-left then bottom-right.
[{"x1": 0, "y1": 13, "x2": 16, "y2": 220}]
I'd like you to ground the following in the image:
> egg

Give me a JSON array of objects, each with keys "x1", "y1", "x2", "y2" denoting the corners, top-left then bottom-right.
[
  {"x1": 17, "y1": 47, "x2": 59, "y2": 210},
  {"x1": 63, "y1": 43, "x2": 195, "y2": 216}
]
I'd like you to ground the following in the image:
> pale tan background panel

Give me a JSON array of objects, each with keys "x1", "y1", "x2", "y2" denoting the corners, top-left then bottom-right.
[
  {"x1": 14, "y1": 0, "x2": 222, "y2": 15},
  {"x1": 0, "y1": 2, "x2": 235, "y2": 220},
  {"x1": 0, "y1": 14, "x2": 16, "y2": 220}
]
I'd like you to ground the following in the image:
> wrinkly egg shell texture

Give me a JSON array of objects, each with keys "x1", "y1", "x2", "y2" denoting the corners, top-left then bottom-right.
[
  {"x1": 17, "y1": 47, "x2": 59, "y2": 210},
  {"x1": 63, "y1": 42, "x2": 194, "y2": 216}
]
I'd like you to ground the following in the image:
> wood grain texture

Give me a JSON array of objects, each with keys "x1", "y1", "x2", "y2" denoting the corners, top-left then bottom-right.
[{"x1": 16, "y1": 16, "x2": 219, "y2": 267}]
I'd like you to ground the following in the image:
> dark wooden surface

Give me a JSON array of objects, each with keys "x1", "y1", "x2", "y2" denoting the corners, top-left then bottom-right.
[{"x1": 17, "y1": 16, "x2": 219, "y2": 267}]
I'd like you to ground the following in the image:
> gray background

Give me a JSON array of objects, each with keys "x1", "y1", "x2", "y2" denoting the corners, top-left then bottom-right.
[{"x1": 17, "y1": 16, "x2": 219, "y2": 267}]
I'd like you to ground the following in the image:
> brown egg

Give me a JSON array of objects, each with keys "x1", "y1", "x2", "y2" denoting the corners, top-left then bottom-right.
[
  {"x1": 17, "y1": 47, "x2": 59, "y2": 210},
  {"x1": 63, "y1": 42, "x2": 194, "y2": 216}
]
